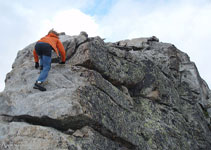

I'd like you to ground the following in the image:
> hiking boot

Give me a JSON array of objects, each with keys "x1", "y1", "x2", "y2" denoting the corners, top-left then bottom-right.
[{"x1": 33, "y1": 81, "x2": 46, "y2": 91}]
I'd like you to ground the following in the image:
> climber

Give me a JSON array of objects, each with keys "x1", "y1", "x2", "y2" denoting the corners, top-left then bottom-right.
[{"x1": 33, "y1": 29, "x2": 66, "y2": 91}]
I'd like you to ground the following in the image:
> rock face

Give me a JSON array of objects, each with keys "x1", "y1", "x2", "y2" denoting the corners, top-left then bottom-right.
[{"x1": 1, "y1": 32, "x2": 211, "y2": 150}]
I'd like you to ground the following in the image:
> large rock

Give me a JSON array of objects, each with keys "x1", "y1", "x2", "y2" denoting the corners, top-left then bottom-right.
[
  {"x1": 0, "y1": 117, "x2": 122, "y2": 150},
  {"x1": 0, "y1": 32, "x2": 211, "y2": 149}
]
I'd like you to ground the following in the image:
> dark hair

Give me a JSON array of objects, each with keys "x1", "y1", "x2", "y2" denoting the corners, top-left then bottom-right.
[{"x1": 48, "y1": 29, "x2": 59, "y2": 36}]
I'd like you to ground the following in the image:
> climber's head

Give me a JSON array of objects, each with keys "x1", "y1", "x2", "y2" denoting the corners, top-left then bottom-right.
[{"x1": 48, "y1": 29, "x2": 59, "y2": 36}]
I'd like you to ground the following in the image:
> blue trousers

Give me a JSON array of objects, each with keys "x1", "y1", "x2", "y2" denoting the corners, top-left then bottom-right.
[
  {"x1": 35, "y1": 42, "x2": 52, "y2": 82},
  {"x1": 37, "y1": 55, "x2": 51, "y2": 82}
]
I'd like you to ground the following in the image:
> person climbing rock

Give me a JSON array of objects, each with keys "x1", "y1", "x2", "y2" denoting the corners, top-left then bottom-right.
[{"x1": 33, "y1": 29, "x2": 66, "y2": 91}]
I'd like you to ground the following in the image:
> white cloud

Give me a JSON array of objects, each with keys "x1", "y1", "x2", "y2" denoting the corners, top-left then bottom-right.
[{"x1": 39, "y1": 9, "x2": 99, "y2": 36}]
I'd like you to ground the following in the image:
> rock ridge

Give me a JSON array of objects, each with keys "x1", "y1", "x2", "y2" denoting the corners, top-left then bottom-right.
[{"x1": 0, "y1": 32, "x2": 211, "y2": 150}]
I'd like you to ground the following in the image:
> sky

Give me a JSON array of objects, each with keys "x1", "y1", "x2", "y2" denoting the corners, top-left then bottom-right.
[{"x1": 0, "y1": 0, "x2": 211, "y2": 91}]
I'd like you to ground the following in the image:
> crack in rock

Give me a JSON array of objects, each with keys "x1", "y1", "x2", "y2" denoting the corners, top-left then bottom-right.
[{"x1": 1, "y1": 114, "x2": 136, "y2": 149}]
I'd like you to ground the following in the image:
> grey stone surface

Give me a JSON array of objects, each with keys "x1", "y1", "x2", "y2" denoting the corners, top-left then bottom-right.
[
  {"x1": 0, "y1": 122, "x2": 122, "y2": 150},
  {"x1": 0, "y1": 32, "x2": 211, "y2": 150}
]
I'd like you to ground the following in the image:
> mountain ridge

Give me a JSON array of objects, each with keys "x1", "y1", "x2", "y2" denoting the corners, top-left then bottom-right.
[{"x1": 0, "y1": 32, "x2": 211, "y2": 150}]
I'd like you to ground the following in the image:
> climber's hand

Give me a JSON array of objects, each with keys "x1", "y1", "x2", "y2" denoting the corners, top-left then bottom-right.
[
  {"x1": 35, "y1": 62, "x2": 39, "y2": 69},
  {"x1": 59, "y1": 61, "x2": 65, "y2": 64}
]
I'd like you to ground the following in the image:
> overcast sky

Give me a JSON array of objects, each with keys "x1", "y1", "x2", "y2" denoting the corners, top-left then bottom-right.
[{"x1": 0, "y1": 0, "x2": 211, "y2": 91}]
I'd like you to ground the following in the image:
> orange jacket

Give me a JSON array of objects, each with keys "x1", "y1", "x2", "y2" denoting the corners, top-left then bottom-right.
[{"x1": 33, "y1": 33, "x2": 66, "y2": 63}]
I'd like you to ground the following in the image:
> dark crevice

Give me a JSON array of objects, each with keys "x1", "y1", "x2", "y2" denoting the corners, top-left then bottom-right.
[
  {"x1": 191, "y1": 90, "x2": 200, "y2": 95},
  {"x1": 160, "y1": 70, "x2": 173, "y2": 80},
  {"x1": 132, "y1": 94, "x2": 157, "y2": 101},
  {"x1": 62, "y1": 74, "x2": 72, "y2": 82},
  {"x1": 128, "y1": 73, "x2": 155, "y2": 97},
  {"x1": 153, "y1": 100, "x2": 181, "y2": 113},
  {"x1": 1, "y1": 114, "x2": 136, "y2": 149},
  {"x1": 156, "y1": 101, "x2": 172, "y2": 108},
  {"x1": 156, "y1": 101, "x2": 181, "y2": 114},
  {"x1": 75, "y1": 63, "x2": 125, "y2": 88},
  {"x1": 198, "y1": 103, "x2": 210, "y2": 119},
  {"x1": 65, "y1": 40, "x2": 73, "y2": 51},
  {"x1": 2, "y1": 114, "x2": 91, "y2": 131},
  {"x1": 64, "y1": 40, "x2": 76, "y2": 61},
  {"x1": 180, "y1": 97, "x2": 196, "y2": 105},
  {"x1": 138, "y1": 132, "x2": 149, "y2": 141},
  {"x1": 76, "y1": 38, "x2": 91, "y2": 49},
  {"x1": 93, "y1": 124, "x2": 136, "y2": 150},
  {"x1": 111, "y1": 45, "x2": 145, "y2": 51},
  {"x1": 132, "y1": 94, "x2": 181, "y2": 114},
  {"x1": 92, "y1": 85, "x2": 132, "y2": 113},
  {"x1": 67, "y1": 39, "x2": 90, "y2": 61},
  {"x1": 107, "y1": 50, "x2": 140, "y2": 65}
]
